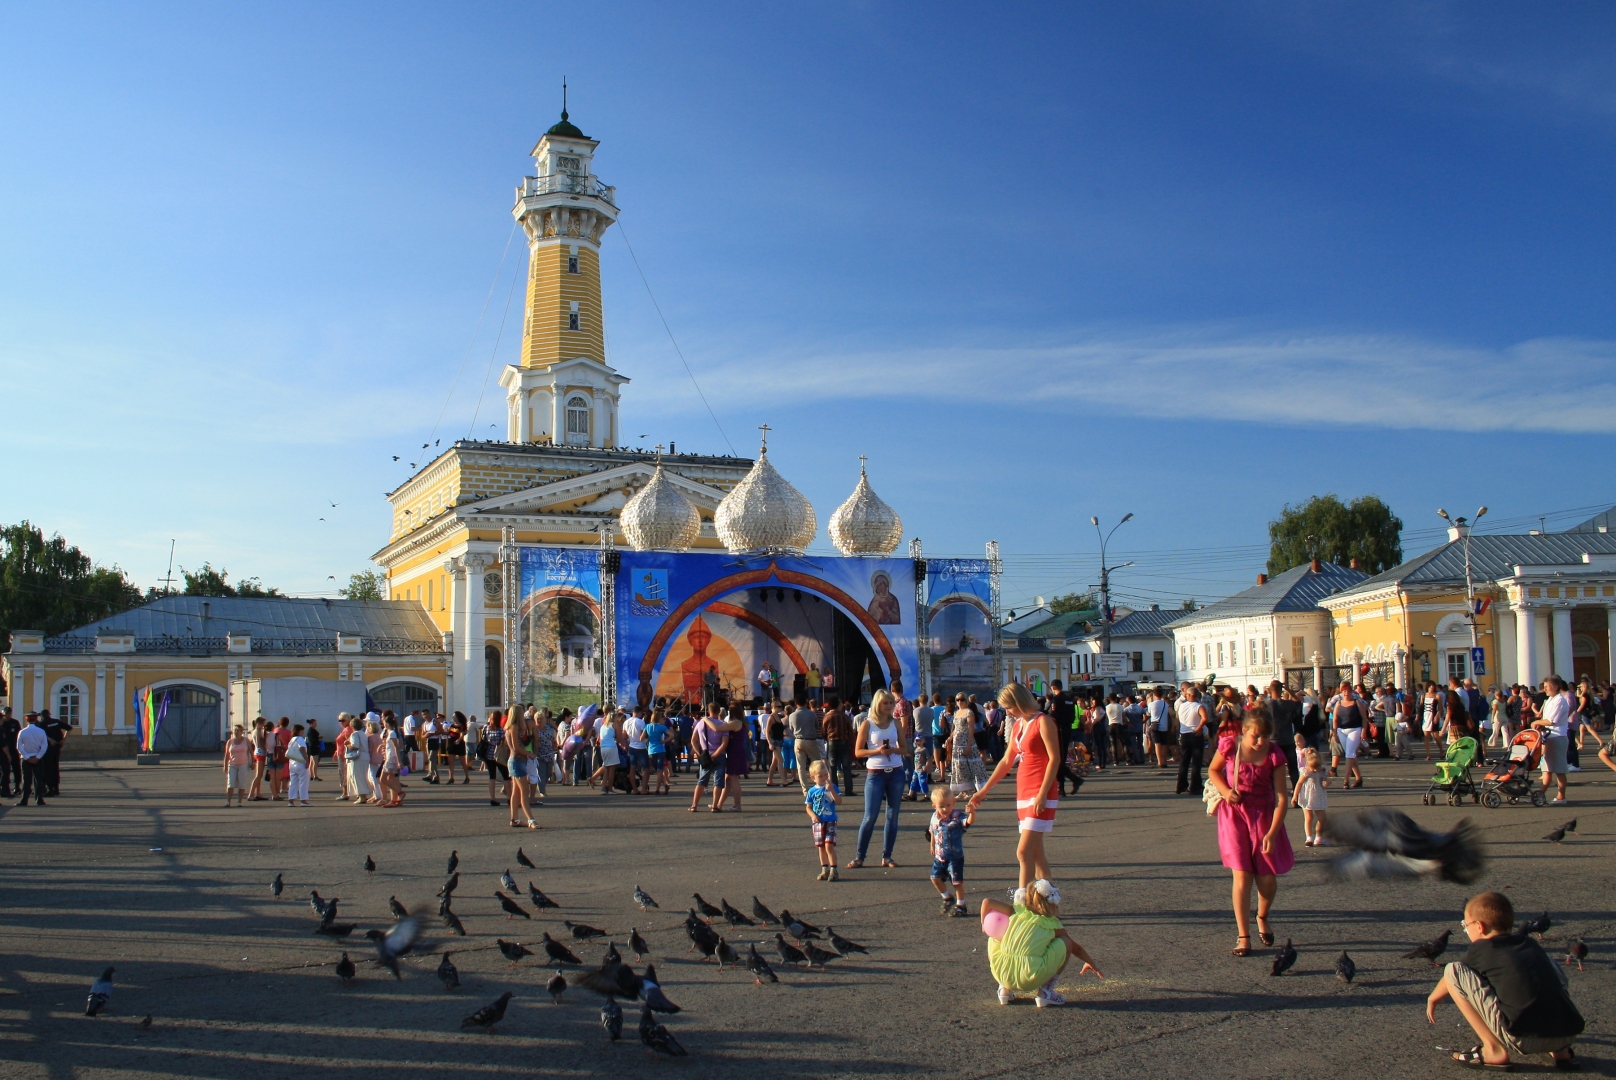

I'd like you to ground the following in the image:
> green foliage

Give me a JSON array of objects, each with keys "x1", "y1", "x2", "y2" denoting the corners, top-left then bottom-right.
[
  {"x1": 1049, "y1": 591, "x2": 1096, "y2": 614},
  {"x1": 1267, "y1": 494, "x2": 1403, "y2": 577},
  {"x1": 0, "y1": 521, "x2": 146, "y2": 651},
  {"x1": 182, "y1": 562, "x2": 281, "y2": 598},
  {"x1": 339, "y1": 570, "x2": 385, "y2": 601}
]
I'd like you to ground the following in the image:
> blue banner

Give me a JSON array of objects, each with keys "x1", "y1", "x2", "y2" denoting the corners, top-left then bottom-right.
[
  {"x1": 516, "y1": 547, "x2": 603, "y2": 711},
  {"x1": 924, "y1": 558, "x2": 996, "y2": 696}
]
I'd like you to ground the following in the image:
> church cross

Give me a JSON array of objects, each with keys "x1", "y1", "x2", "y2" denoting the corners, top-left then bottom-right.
[{"x1": 758, "y1": 423, "x2": 771, "y2": 453}]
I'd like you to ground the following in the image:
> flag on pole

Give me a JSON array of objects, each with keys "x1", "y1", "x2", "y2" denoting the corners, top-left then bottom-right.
[
  {"x1": 1472, "y1": 597, "x2": 1492, "y2": 617},
  {"x1": 134, "y1": 686, "x2": 171, "y2": 753}
]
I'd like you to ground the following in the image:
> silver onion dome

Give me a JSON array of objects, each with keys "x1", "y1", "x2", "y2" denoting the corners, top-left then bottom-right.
[
  {"x1": 715, "y1": 435, "x2": 816, "y2": 555},
  {"x1": 620, "y1": 456, "x2": 701, "y2": 551},
  {"x1": 829, "y1": 458, "x2": 903, "y2": 556}
]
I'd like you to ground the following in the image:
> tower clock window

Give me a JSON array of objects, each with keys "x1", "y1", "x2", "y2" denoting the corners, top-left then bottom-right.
[{"x1": 568, "y1": 255, "x2": 579, "y2": 274}]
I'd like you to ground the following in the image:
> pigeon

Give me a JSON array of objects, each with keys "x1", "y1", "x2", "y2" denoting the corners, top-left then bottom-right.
[
  {"x1": 601, "y1": 998, "x2": 623, "y2": 1042},
  {"x1": 782, "y1": 911, "x2": 823, "y2": 940},
  {"x1": 528, "y1": 883, "x2": 559, "y2": 909},
  {"x1": 501, "y1": 870, "x2": 519, "y2": 893},
  {"x1": 691, "y1": 931, "x2": 719, "y2": 963},
  {"x1": 372, "y1": 916, "x2": 421, "y2": 980},
  {"x1": 517, "y1": 848, "x2": 536, "y2": 870},
  {"x1": 629, "y1": 928, "x2": 650, "y2": 961},
  {"x1": 746, "y1": 943, "x2": 778, "y2": 984},
  {"x1": 85, "y1": 967, "x2": 114, "y2": 1016},
  {"x1": 634, "y1": 885, "x2": 659, "y2": 911},
  {"x1": 720, "y1": 898, "x2": 754, "y2": 926},
  {"x1": 1271, "y1": 939, "x2": 1297, "y2": 976},
  {"x1": 1324, "y1": 810, "x2": 1486, "y2": 884},
  {"x1": 498, "y1": 939, "x2": 534, "y2": 966},
  {"x1": 639, "y1": 1005, "x2": 687, "y2": 1057},
  {"x1": 566, "y1": 920, "x2": 608, "y2": 941},
  {"x1": 271, "y1": 874, "x2": 283, "y2": 897},
  {"x1": 803, "y1": 942, "x2": 838, "y2": 970},
  {"x1": 461, "y1": 991, "x2": 513, "y2": 1033},
  {"x1": 139, "y1": 1014, "x2": 151, "y2": 1030},
  {"x1": 319, "y1": 897, "x2": 340, "y2": 928},
  {"x1": 603, "y1": 941, "x2": 623, "y2": 966},
  {"x1": 437, "y1": 952, "x2": 460, "y2": 991},
  {"x1": 548, "y1": 970, "x2": 568, "y2": 1003},
  {"x1": 1565, "y1": 940, "x2": 1588, "y2": 971},
  {"x1": 828, "y1": 928, "x2": 867, "y2": 956},
  {"x1": 751, "y1": 897, "x2": 779, "y2": 925},
  {"x1": 446, "y1": 850, "x2": 459, "y2": 876},
  {"x1": 364, "y1": 854, "x2": 376, "y2": 873},
  {"x1": 693, "y1": 893, "x2": 723, "y2": 920},
  {"x1": 438, "y1": 894, "x2": 454, "y2": 917},
  {"x1": 715, "y1": 937, "x2": 739, "y2": 969},
  {"x1": 1519, "y1": 911, "x2": 1552, "y2": 939},
  {"x1": 389, "y1": 896, "x2": 409, "y2": 920},
  {"x1": 438, "y1": 872, "x2": 460, "y2": 898},
  {"x1": 543, "y1": 933, "x2": 582, "y2": 966},
  {"x1": 1544, "y1": 825, "x2": 1570, "y2": 844},
  {"x1": 1402, "y1": 929, "x2": 1452, "y2": 966},
  {"x1": 316, "y1": 922, "x2": 357, "y2": 938},
  {"x1": 496, "y1": 891, "x2": 531, "y2": 920},
  {"x1": 1335, "y1": 951, "x2": 1356, "y2": 983},
  {"x1": 309, "y1": 890, "x2": 329, "y2": 917},
  {"x1": 640, "y1": 964, "x2": 681, "y2": 1012},
  {"x1": 1561, "y1": 818, "x2": 1578, "y2": 834},
  {"x1": 775, "y1": 934, "x2": 808, "y2": 967},
  {"x1": 442, "y1": 910, "x2": 467, "y2": 936},
  {"x1": 580, "y1": 960, "x2": 643, "y2": 1000},
  {"x1": 335, "y1": 953, "x2": 356, "y2": 986}
]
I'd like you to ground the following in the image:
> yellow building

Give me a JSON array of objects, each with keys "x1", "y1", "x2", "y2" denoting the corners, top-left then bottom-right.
[{"x1": 1320, "y1": 519, "x2": 1616, "y2": 691}]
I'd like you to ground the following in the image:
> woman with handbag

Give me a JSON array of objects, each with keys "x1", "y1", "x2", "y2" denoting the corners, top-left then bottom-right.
[
  {"x1": 1207, "y1": 704, "x2": 1293, "y2": 956},
  {"x1": 482, "y1": 711, "x2": 509, "y2": 806}
]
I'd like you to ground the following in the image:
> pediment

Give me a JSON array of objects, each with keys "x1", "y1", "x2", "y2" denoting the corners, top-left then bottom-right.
[{"x1": 466, "y1": 461, "x2": 726, "y2": 517}]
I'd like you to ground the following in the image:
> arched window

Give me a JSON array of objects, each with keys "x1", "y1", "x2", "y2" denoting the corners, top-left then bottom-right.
[
  {"x1": 485, "y1": 644, "x2": 503, "y2": 707},
  {"x1": 54, "y1": 680, "x2": 85, "y2": 728},
  {"x1": 565, "y1": 396, "x2": 590, "y2": 445}
]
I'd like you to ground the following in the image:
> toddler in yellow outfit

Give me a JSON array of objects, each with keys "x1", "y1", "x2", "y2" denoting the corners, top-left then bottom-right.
[{"x1": 982, "y1": 879, "x2": 1102, "y2": 1007}]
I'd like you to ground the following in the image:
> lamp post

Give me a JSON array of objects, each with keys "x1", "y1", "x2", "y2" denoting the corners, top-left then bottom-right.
[
  {"x1": 1437, "y1": 506, "x2": 1488, "y2": 660},
  {"x1": 1092, "y1": 513, "x2": 1134, "y2": 690}
]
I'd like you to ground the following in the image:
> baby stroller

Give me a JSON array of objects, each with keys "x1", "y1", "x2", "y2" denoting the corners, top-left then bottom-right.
[
  {"x1": 1422, "y1": 736, "x2": 1481, "y2": 807},
  {"x1": 1478, "y1": 728, "x2": 1547, "y2": 809}
]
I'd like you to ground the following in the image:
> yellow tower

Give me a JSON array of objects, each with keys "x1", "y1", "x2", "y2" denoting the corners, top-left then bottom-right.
[{"x1": 499, "y1": 103, "x2": 629, "y2": 448}]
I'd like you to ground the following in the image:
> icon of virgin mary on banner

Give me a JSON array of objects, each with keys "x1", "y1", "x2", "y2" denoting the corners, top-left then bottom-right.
[{"x1": 867, "y1": 570, "x2": 901, "y2": 625}]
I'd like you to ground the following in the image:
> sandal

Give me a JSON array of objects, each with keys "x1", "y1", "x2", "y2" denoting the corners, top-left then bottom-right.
[
  {"x1": 1231, "y1": 935, "x2": 1251, "y2": 957},
  {"x1": 1452, "y1": 1047, "x2": 1512, "y2": 1070},
  {"x1": 845, "y1": 859, "x2": 864, "y2": 869},
  {"x1": 881, "y1": 859, "x2": 898, "y2": 868},
  {"x1": 1257, "y1": 919, "x2": 1274, "y2": 947}
]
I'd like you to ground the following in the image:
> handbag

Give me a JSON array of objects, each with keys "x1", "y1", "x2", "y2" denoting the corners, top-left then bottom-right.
[{"x1": 495, "y1": 739, "x2": 511, "y2": 764}]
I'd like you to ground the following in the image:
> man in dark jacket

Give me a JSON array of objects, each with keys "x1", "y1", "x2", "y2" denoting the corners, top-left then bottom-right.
[
  {"x1": 1046, "y1": 682, "x2": 1081, "y2": 796},
  {"x1": 1265, "y1": 682, "x2": 1300, "y2": 783}
]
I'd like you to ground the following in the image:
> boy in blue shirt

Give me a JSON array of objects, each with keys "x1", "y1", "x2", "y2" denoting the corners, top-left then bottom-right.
[
  {"x1": 644, "y1": 713, "x2": 670, "y2": 794},
  {"x1": 928, "y1": 787, "x2": 972, "y2": 916},
  {"x1": 804, "y1": 760, "x2": 841, "y2": 882}
]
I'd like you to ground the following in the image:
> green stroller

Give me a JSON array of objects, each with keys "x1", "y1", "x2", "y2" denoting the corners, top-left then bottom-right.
[{"x1": 1422, "y1": 736, "x2": 1480, "y2": 806}]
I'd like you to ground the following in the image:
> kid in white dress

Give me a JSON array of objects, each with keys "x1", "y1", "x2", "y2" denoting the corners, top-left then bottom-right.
[{"x1": 1291, "y1": 745, "x2": 1329, "y2": 846}]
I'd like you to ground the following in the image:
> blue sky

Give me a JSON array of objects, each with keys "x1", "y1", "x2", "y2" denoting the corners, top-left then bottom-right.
[{"x1": 4, "y1": 2, "x2": 1614, "y2": 611}]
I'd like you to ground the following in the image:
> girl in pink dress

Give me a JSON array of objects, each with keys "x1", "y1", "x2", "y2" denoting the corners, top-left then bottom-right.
[{"x1": 1207, "y1": 704, "x2": 1293, "y2": 957}]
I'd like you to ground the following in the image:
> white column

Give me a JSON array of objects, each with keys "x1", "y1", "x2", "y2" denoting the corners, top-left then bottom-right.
[
  {"x1": 1551, "y1": 607, "x2": 1574, "y2": 682},
  {"x1": 1516, "y1": 605, "x2": 1537, "y2": 687},
  {"x1": 1393, "y1": 647, "x2": 1406, "y2": 690},
  {"x1": 1607, "y1": 606, "x2": 1616, "y2": 685},
  {"x1": 1496, "y1": 609, "x2": 1517, "y2": 686},
  {"x1": 1534, "y1": 613, "x2": 1553, "y2": 683},
  {"x1": 114, "y1": 664, "x2": 127, "y2": 731},
  {"x1": 516, "y1": 391, "x2": 531, "y2": 443},
  {"x1": 32, "y1": 662, "x2": 45, "y2": 712},
  {"x1": 464, "y1": 555, "x2": 487, "y2": 717},
  {"x1": 94, "y1": 663, "x2": 108, "y2": 734}
]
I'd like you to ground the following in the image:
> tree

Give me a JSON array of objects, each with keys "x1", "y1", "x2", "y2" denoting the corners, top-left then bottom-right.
[
  {"x1": 340, "y1": 570, "x2": 385, "y2": 601},
  {"x1": 0, "y1": 522, "x2": 146, "y2": 651},
  {"x1": 1049, "y1": 591, "x2": 1096, "y2": 615},
  {"x1": 1267, "y1": 495, "x2": 1403, "y2": 576},
  {"x1": 182, "y1": 563, "x2": 282, "y2": 598}
]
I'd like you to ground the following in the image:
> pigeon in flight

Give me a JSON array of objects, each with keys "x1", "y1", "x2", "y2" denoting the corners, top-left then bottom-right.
[
  {"x1": 693, "y1": 893, "x2": 723, "y2": 920},
  {"x1": 542, "y1": 933, "x2": 582, "y2": 966},
  {"x1": 639, "y1": 964, "x2": 681, "y2": 1012},
  {"x1": 364, "y1": 854, "x2": 376, "y2": 873},
  {"x1": 547, "y1": 970, "x2": 568, "y2": 1003},
  {"x1": 498, "y1": 939, "x2": 534, "y2": 966},
  {"x1": 372, "y1": 916, "x2": 421, "y2": 980},
  {"x1": 447, "y1": 850, "x2": 459, "y2": 876},
  {"x1": 1519, "y1": 911, "x2": 1552, "y2": 939},
  {"x1": 528, "y1": 883, "x2": 559, "y2": 909},
  {"x1": 579, "y1": 960, "x2": 642, "y2": 1000},
  {"x1": 1565, "y1": 940, "x2": 1588, "y2": 971},
  {"x1": 775, "y1": 934, "x2": 808, "y2": 967},
  {"x1": 603, "y1": 941, "x2": 622, "y2": 966},
  {"x1": 634, "y1": 885, "x2": 659, "y2": 911},
  {"x1": 461, "y1": 991, "x2": 513, "y2": 1033},
  {"x1": 437, "y1": 952, "x2": 460, "y2": 991},
  {"x1": 1324, "y1": 810, "x2": 1485, "y2": 884},
  {"x1": 629, "y1": 928, "x2": 650, "y2": 961},
  {"x1": 566, "y1": 920, "x2": 607, "y2": 941},
  {"x1": 442, "y1": 910, "x2": 467, "y2": 937},
  {"x1": 271, "y1": 874, "x2": 283, "y2": 898},
  {"x1": 85, "y1": 967, "x2": 114, "y2": 1016},
  {"x1": 721, "y1": 898, "x2": 753, "y2": 926},
  {"x1": 1271, "y1": 939, "x2": 1297, "y2": 977},
  {"x1": 1335, "y1": 951, "x2": 1356, "y2": 983},
  {"x1": 782, "y1": 911, "x2": 823, "y2": 940},
  {"x1": 746, "y1": 943, "x2": 779, "y2": 984},
  {"x1": 501, "y1": 870, "x2": 519, "y2": 893},
  {"x1": 1402, "y1": 929, "x2": 1453, "y2": 966},
  {"x1": 828, "y1": 928, "x2": 867, "y2": 956},
  {"x1": 496, "y1": 891, "x2": 531, "y2": 920},
  {"x1": 392, "y1": 455, "x2": 400, "y2": 461},
  {"x1": 516, "y1": 848, "x2": 536, "y2": 870},
  {"x1": 335, "y1": 953, "x2": 356, "y2": 987},
  {"x1": 803, "y1": 942, "x2": 838, "y2": 970},
  {"x1": 601, "y1": 998, "x2": 623, "y2": 1042},
  {"x1": 639, "y1": 1005, "x2": 687, "y2": 1057},
  {"x1": 752, "y1": 897, "x2": 779, "y2": 924},
  {"x1": 716, "y1": 937, "x2": 739, "y2": 969},
  {"x1": 388, "y1": 896, "x2": 409, "y2": 921}
]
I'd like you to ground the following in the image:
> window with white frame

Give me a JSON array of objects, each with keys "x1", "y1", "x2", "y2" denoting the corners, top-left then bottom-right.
[
  {"x1": 54, "y1": 680, "x2": 85, "y2": 727},
  {"x1": 567, "y1": 252, "x2": 580, "y2": 274},
  {"x1": 566, "y1": 397, "x2": 590, "y2": 442},
  {"x1": 1447, "y1": 651, "x2": 1468, "y2": 682},
  {"x1": 1205, "y1": 643, "x2": 1212, "y2": 668},
  {"x1": 1154, "y1": 651, "x2": 1165, "y2": 671},
  {"x1": 1216, "y1": 641, "x2": 1224, "y2": 667},
  {"x1": 1250, "y1": 639, "x2": 1258, "y2": 665},
  {"x1": 1291, "y1": 635, "x2": 1305, "y2": 662},
  {"x1": 1261, "y1": 637, "x2": 1270, "y2": 663},
  {"x1": 567, "y1": 300, "x2": 581, "y2": 332},
  {"x1": 1229, "y1": 640, "x2": 1237, "y2": 667}
]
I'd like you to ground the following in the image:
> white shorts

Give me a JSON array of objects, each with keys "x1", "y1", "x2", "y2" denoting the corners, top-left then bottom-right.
[
  {"x1": 1018, "y1": 816, "x2": 1054, "y2": 834},
  {"x1": 1336, "y1": 728, "x2": 1363, "y2": 759}
]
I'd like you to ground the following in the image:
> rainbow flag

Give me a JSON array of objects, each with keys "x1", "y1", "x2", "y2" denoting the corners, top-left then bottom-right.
[{"x1": 133, "y1": 687, "x2": 171, "y2": 753}]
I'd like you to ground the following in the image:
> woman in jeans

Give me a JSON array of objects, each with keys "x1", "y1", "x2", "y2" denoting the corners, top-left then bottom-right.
[
  {"x1": 506, "y1": 708, "x2": 537, "y2": 828},
  {"x1": 848, "y1": 689, "x2": 905, "y2": 870}
]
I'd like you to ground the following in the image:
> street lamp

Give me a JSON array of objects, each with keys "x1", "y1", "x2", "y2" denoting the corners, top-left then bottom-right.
[
  {"x1": 1092, "y1": 513, "x2": 1134, "y2": 688},
  {"x1": 1437, "y1": 505, "x2": 1488, "y2": 660}
]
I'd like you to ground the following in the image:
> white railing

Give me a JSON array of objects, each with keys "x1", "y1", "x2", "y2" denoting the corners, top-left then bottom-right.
[{"x1": 519, "y1": 173, "x2": 616, "y2": 206}]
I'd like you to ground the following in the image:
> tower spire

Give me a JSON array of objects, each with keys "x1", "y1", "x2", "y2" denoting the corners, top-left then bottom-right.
[{"x1": 561, "y1": 76, "x2": 568, "y2": 121}]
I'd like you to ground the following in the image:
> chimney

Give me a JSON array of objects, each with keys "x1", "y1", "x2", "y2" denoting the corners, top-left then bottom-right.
[
  {"x1": 1349, "y1": 558, "x2": 1359, "y2": 570},
  {"x1": 1310, "y1": 558, "x2": 1322, "y2": 573},
  {"x1": 1256, "y1": 573, "x2": 1267, "y2": 585}
]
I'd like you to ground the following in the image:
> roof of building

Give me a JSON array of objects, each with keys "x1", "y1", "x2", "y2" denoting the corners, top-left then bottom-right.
[
  {"x1": 1563, "y1": 506, "x2": 1616, "y2": 533},
  {"x1": 1007, "y1": 610, "x2": 1100, "y2": 643},
  {"x1": 545, "y1": 111, "x2": 586, "y2": 139},
  {"x1": 1331, "y1": 531, "x2": 1616, "y2": 600},
  {"x1": 1164, "y1": 562, "x2": 1368, "y2": 628},
  {"x1": 1078, "y1": 607, "x2": 1184, "y2": 641},
  {"x1": 38, "y1": 596, "x2": 443, "y2": 655}
]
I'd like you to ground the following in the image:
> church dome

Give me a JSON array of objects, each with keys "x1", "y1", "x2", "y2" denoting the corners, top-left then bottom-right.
[
  {"x1": 620, "y1": 458, "x2": 701, "y2": 552},
  {"x1": 714, "y1": 440, "x2": 816, "y2": 555},
  {"x1": 829, "y1": 459, "x2": 904, "y2": 556},
  {"x1": 546, "y1": 110, "x2": 586, "y2": 139}
]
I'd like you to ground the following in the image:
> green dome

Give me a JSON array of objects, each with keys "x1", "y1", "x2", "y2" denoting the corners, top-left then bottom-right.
[{"x1": 546, "y1": 110, "x2": 586, "y2": 139}]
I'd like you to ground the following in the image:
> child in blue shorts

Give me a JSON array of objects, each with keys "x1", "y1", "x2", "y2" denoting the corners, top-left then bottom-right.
[
  {"x1": 928, "y1": 787, "x2": 971, "y2": 916},
  {"x1": 804, "y1": 760, "x2": 841, "y2": 882}
]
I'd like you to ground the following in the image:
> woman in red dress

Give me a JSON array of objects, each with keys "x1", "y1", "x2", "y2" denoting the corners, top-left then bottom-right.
[{"x1": 968, "y1": 682, "x2": 1063, "y2": 888}]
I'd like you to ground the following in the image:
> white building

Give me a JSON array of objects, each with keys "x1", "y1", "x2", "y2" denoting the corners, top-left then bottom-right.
[
  {"x1": 1166, "y1": 561, "x2": 1367, "y2": 687},
  {"x1": 1071, "y1": 606, "x2": 1182, "y2": 684}
]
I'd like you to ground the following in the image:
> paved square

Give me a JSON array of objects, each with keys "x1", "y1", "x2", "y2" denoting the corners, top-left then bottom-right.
[{"x1": 1, "y1": 756, "x2": 1610, "y2": 1079}]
